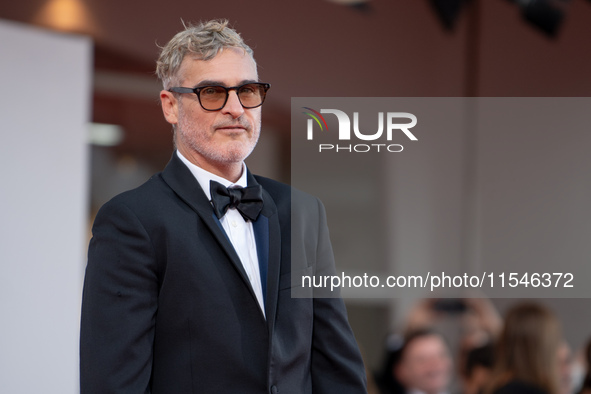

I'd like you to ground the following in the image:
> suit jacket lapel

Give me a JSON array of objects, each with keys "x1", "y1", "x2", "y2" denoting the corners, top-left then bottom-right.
[
  {"x1": 263, "y1": 202, "x2": 281, "y2": 332},
  {"x1": 252, "y1": 215, "x2": 268, "y2": 305},
  {"x1": 161, "y1": 153, "x2": 283, "y2": 327},
  {"x1": 249, "y1": 173, "x2": 281, "y2": 332},
  {"x1": 161, "y1": 153, "x2": 258, "y2": 308}
]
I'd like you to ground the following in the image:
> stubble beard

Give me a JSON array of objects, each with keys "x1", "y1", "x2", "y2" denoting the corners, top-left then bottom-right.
[{"x1": 176, "y1": 103, "x2": 261, "y2": 166}]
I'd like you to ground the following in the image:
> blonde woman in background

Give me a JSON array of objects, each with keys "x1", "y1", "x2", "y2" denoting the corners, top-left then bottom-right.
[{"x1": 485, "y1": 302, "x2": 563, "y2": 394}]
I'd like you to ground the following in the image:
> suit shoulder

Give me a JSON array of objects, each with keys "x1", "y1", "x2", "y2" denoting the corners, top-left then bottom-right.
[
  {"x1": 253, "y1": 175, "x2": 290, "y2": 195},
  {"x1": 255, "y1": 175, "x2": 320, "y2": 200},
  {"x1": 254, "y1": 174, "x2": 324, "y2": 213}
]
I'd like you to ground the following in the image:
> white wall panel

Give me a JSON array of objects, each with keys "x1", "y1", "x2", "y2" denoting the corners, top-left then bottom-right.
[{"x1": 0, "y1": 20, "x2": 91, "y2": 393}]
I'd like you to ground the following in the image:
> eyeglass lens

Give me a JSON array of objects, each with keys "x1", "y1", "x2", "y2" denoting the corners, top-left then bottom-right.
[{"x1": 200, "y1": 84, "x2": 266, "y2": 110}]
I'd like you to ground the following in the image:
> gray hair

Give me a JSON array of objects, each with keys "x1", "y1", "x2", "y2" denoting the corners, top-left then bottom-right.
[{"x1": 156, "y1": 19, "x2": 255, "y2": 89}]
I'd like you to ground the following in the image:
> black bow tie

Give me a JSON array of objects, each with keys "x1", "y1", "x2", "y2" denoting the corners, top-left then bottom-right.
[{"x1": 210, "y1": 180, "x2": 263, "y2": 222}]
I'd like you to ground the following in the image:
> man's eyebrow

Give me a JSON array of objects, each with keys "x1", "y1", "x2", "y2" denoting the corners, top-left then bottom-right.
[{"x1": 193, "y1": 79, "x2": 260, "y2": 88}]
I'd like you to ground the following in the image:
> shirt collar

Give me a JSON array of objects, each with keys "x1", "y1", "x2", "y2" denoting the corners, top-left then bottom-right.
[{"x1": 176, "y1": 150, "x2": 248, "y2": 201}]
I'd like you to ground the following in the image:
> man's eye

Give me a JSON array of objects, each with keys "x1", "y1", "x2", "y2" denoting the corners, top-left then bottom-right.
[
  {"x1": 240, "y1": 86, "x2": 256, "y2": 95},
  {"x1": 202, "y1": 87, "x2": 219, "y2": 95}
]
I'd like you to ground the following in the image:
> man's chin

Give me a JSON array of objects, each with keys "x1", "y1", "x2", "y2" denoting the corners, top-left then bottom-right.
[
  {"x1": 207, "y1": 149, "x2": 254, "y2": 166},
  {"x1": 217, "y1": 143, "x2": 256, "y2": 162}
]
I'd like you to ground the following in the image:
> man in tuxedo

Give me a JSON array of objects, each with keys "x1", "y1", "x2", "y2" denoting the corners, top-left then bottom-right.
[{"x1": 80, "y1": 19, "x2": 367, "y2": 393}]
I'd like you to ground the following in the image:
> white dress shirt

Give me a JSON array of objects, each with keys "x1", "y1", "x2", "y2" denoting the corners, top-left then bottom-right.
[{"x1": 176, "y1": 150, "x2": 265, "y2": 317}]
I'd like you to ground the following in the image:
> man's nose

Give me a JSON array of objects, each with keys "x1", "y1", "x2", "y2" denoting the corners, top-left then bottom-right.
[{"x1": 222, "y1": 90, "x2": 245, "y2": 118}]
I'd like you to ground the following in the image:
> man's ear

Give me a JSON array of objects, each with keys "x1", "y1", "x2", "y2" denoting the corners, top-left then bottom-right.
[{"x1": 160, "y1": 90, "x2": 179, "y2": 125}]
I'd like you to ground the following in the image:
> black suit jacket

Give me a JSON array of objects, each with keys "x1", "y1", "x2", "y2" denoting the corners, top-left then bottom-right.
[{"x1": 80, "y1": 153, "x2": 367, "y2": 393}]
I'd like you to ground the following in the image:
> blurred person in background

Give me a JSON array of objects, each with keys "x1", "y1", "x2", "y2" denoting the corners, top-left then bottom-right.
[
  {"x1": 393, "y1": 329, "x2": 454, "y2": 394},
  {"x1": 376, "y1": 297, "x2": 501, "y2": 394},
  {"x1": 403, "y1": 297, "x2": 502, "y2": 394},
  {"x1": 484, "y1": 302, "x2": 563, "y2": 394},
  {"x1": 405, "y1": 298, "x2": 501, "y2": 342},
  {"x1": 557, "y1": 341, "x2": 574, "y2": 394},
  {"x1": 461, "y1": 343, "x2": 495, "y2": 394},
  {"x1": 375, "y1": 333, "x2": 406, "y2": 394}
]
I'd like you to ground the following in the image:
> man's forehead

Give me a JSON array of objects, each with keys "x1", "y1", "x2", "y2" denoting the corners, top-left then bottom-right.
[
  {"x1": 404, "y1": 336, "x2": 448, "y2": 356},
  {"x1": 179, "y1": 48, "x2": 257, "y2": 84}
]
